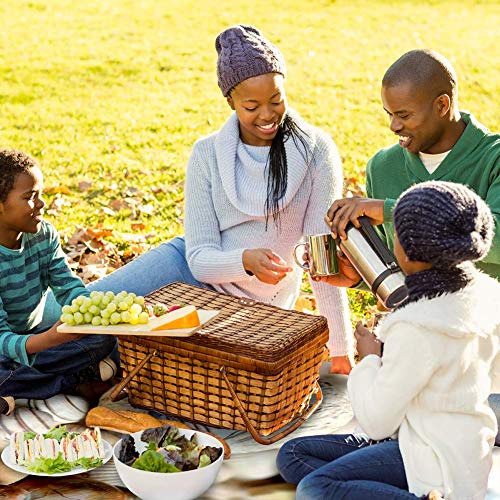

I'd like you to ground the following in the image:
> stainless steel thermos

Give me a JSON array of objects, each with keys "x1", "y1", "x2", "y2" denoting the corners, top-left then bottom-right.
[{"x1": 340, "y1": 217, "x2": 408, "y2": 309}]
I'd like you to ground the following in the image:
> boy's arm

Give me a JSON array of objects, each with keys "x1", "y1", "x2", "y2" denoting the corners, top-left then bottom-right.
[
  {"x1": 47, "y1": 227, "x2": 89, "y2": 305},
  {"x1": 0, "y1": 298, "x2": 81, "y2": 366},
  {"x1": 0, "y1": 297, "x2": 34, "y2": 365}
]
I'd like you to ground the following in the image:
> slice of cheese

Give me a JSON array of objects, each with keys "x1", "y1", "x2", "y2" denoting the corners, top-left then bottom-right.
[{"x1": 147, "y1": 305, "x2": 200, "y2": 331}]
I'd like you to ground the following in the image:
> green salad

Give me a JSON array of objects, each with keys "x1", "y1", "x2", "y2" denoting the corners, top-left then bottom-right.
[{"x1": 118, "y1": 425, "x2": 222, "y2": 473}]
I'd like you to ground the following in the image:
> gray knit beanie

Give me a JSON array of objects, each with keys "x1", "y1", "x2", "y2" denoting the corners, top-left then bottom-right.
[
  {"x1": 394, "y1": 181, "x2": 494, "y2": 266},
  {"x1": 215, "y1": 25, "x2": 286, "y2": 97}
]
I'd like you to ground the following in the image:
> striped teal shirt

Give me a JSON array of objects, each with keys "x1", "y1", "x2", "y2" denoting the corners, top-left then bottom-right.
[{"x1": 0, "y1": 221, "x2": 88, "y2": 365}]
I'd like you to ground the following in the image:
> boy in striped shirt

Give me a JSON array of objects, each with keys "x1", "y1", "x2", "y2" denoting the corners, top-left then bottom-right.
[{"x1": 0, "y1": 149, "x2": 118, "y2": 405}]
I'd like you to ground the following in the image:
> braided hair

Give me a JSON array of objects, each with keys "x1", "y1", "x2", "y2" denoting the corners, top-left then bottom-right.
[{"x1": 265, "y1": 114, "x2": 310, "y2": 230}]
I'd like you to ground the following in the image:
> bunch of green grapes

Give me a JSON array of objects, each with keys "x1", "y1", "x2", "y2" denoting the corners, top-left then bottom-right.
[{"x1": 60, "y1": 291, "x2": 149, "y2": 326}]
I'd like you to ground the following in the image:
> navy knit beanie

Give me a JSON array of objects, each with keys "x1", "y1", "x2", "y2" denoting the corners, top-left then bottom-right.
[
  {"x1": 215, "y1": 25, "x2": 286, "y2": 97},
  {"x1": 394, "y1": 181, "x2": 494, "y2": 266}
]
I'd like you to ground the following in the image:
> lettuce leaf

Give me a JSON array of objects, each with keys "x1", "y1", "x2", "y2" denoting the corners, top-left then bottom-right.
[
  {"x1": 75, "y1": 457, "x2": 103, "y2": 469},
  {"x1": 43, "y1": 425, "x2": 69, "y2": 442},
  {"x1": 25, "y1": 452, "x2": 103, "y2": 474},
  {"x1": 26, "y1": 453, "x2": 73, "y2": 474},
  {"x1": 23, "y1": 431, "x2": 37, "y2": 440},
  {"x1": 132, "y1": 446, "x2": 180, "y2": 473}
]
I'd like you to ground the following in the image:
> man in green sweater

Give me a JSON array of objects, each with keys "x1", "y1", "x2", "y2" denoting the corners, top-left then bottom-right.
[
  {"x1": 322, "y1": 49, "x2": 499, "y2": 285},
  {"x1": 319, "y1": 48, "x2": 500, "y2": 444}
]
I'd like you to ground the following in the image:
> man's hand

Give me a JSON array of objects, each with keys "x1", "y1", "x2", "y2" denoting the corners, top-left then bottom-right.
[
  {"x1": 354, "y1": 321, "x2": 383, "y2": 360},
  {"x1": 242, "y1": 249, "x2": 292, "y2": 285},
  {"x1": 312, "y1": 251, "x2": 362, "y2": 288},
  {"x1": 326, "y1": 197, "x2": 385, "y2": 240}
]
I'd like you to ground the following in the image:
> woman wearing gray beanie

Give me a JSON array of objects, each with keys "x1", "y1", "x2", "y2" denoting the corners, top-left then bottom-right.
[
  {"x1": 278, "y1": 181, "x2": 500, "y2": 499},
  {"x1": 40, "y1": 25, "x2": 353, "y2": 373},
  {"x1": 183, "y1": 24, "x2": 353, "y2": 373}
]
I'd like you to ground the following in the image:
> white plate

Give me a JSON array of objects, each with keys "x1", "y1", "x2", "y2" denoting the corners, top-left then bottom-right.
[
  {"x1": 1, "y1": 439, "x2": 113, "y2": 477},
  {"x1": 57, "y1": 309, "x2": 220, "y2": 337}
]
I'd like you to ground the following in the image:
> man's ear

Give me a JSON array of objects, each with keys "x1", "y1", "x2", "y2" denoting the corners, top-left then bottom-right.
[
  {"x1": 435, "y1": 94, "x2": 451, "y2": 117},
  {"x1": 226, "y1": 96, "x2": 235, "y2": 110}
]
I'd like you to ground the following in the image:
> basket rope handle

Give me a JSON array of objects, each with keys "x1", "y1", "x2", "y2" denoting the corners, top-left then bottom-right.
[
  {"x1": 109, "y1": 350, "x2": 157, "y2": 402},
  {"x1": 219, "y1": 366, "x2": 322, "y2": 445}
]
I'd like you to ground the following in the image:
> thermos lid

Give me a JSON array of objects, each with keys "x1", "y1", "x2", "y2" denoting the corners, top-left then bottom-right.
[{"x1": 385, "y1": 285, "x2": 409, "y2": 309}]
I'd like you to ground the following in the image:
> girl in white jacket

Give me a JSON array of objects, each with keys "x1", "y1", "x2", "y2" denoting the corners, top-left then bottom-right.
[{"x1": 277, "y1": 181, "x2": 500, "y2": 500}]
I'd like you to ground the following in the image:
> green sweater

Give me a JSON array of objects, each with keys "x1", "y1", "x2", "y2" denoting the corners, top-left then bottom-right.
[{"x1": 366, "y1": 111, "x2": 500, "y2": 279}]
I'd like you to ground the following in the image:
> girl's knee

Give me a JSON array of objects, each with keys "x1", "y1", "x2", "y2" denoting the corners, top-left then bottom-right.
[
  {"x1": 297, "y1": 473, "x2": 342, "y2": 500},
  {"x1": 276, "y1": 438, "x2": 309, "y2": 485},
  {"x1": 296, "y1": 475, "x2": 321, "y2": 500}
]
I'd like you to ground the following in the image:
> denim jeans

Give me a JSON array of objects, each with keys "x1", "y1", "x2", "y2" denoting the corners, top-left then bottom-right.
[
  {"x1": 0, "y1": 333, "x2": 118, "y2": 399},
  {"x1": 41, "y1": 236, "x2": 210, "y2": 327},
  {"x1": 489, "y1": 394, "x2": 500, "y2": 445},
  {"x1": 277, "y1": 434, "x2": 423, "y2": 500}
]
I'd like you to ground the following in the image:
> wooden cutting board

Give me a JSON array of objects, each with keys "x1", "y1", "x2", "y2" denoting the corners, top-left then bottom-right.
[{"x1": 57, "y1": 310, "x2": 219, "y2": 337}]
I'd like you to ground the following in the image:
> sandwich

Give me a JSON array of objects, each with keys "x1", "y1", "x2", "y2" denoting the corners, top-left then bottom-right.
[
  {"x1": 81, "y1": 427, "x2": 105, "y2": 458},
  {"x1": 59, "y1": 436, "x2": 77, "y2": 462},
  {"x1": 33, "y1": 434, "x2": 44, "y2": 459},
  {"x1": 42, "y1": 438, "x2": 59, "y2": 459},
  {"x1": 9, "y1": 426, "x2": 106, "y2": 465},
  {"x1": 9, "y1": 431, "x2": 24, "y2": 463},
  {"x1": 80, "y1": 431, "x2": 100, "y2": 458},
  {"x1": 23, "y1": 439, "x2": 35, "y2": 463}
]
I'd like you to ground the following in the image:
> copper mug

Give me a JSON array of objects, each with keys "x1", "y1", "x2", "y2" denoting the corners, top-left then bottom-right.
[{"x1": 293, "y1": 233, "x2": 339, "y2": 277}]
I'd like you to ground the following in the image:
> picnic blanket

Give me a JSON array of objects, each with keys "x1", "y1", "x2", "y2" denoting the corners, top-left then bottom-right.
[{"x1": 1, "y1": 363, "x2": 499, "y2": 499}]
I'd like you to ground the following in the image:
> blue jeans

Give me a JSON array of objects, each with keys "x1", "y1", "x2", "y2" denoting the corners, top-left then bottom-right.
[
  {"x1": 0, "y1": 333, "x2": 118, "y2": 399},
  {"x1": 42, "y1": 236, "x2": 210, "y2": 327},
  {"x1": 489, "y1": 394, "x2": 500, "y2": 445},
  {"x1": 277, "y1": 434, "x2": 422, "y2": 500}
]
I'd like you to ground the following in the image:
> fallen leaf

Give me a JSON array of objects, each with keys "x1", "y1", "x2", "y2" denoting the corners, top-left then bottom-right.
[
  {"x1": 46, "y1": 194, "x2": 71, "y2": 216},
  {"x1": 44, "y1": 186, "x2": 71, "y2": 195},
  {"x1": 78, "y1": 181, "x2": 93, "y2": 191}
]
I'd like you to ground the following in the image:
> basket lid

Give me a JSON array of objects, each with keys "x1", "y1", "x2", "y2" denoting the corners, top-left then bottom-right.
[{"x1": 138, "y1": 282, "x2": 328, "y2": 374}]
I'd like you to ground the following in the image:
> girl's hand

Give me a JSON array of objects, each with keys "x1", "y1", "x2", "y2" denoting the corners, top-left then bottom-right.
[
  {"x1": 243, "y1": 248, "x2": 292, "y2": 285},
  {"x1": 312, "y1": 249, "x2": 362, "y2": 288},
  {"x1": 354, "y1": 321, "x2": 383, "y2": 360}
]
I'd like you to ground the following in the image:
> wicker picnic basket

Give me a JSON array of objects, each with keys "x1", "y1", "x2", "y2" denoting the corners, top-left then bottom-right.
[{"x1": 110, "y1": 282, "x2": 329, "y2": 444}]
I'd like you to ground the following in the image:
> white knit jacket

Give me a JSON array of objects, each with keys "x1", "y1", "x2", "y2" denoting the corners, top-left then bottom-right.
[
  {"x1": 184, "y1": 111, "x2": 352, "y2": 356},
  {"x1": 348, "y1": 271, "x2": 500, "y2": 499}
]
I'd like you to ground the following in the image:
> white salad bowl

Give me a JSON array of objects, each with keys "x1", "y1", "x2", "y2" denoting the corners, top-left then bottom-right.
[{"x1": 113, "y1": 428, "x2": 224, "y2": 500}]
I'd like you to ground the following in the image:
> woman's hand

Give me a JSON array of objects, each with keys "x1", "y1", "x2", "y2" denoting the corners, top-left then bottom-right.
[
  {"x1": 354, "y1": 321, "x2": 383, "y2": 360},
  {"x1": 242, "y1": 249, "x2": 292, "y2": 285},
  {"x1": 326, "y1": 197, "x2": 385, "y2": 240},
  {"x1": 330, "y1": 355, "x2": 353, "y2": 375}
]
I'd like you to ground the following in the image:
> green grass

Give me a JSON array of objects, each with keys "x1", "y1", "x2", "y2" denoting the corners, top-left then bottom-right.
[{"x1": 1, "y1": 0, "x2": 498, "y2": 320}]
